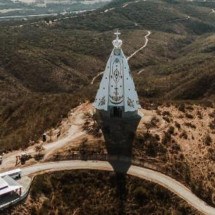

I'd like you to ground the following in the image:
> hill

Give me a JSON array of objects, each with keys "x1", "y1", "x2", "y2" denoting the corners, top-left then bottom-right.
[
  {"x1": 5, "y1": 170, "x2": 200, "y2": 215},
  {"x1": 0, "y1": 0, "x2": 111, "y2": 20},
  {"x1": 0, "y1": 0, "x2": 214, "y2": 152}
]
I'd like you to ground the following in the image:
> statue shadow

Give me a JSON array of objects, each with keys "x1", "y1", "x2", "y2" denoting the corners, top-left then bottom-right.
[{"x1": 96, "y1": 112, "x2": 141, "y2": 214}]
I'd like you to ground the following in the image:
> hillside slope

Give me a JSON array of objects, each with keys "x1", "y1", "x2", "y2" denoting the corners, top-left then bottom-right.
[
  {"x1": 5, "y1": 171, "x2": 199, "y2": 215},
  {"x1": 0, "y1": 0, "x2": 214, "y2": 151}
]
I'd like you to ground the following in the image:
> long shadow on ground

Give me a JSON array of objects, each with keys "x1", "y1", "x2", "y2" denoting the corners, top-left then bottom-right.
[{"x1": 96, "y1": 113, "x2": 141, "y2": 214}]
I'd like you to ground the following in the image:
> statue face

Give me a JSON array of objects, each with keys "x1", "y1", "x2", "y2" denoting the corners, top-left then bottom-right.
[{"x1": 114, "y1": 48, "x2": 121, "y2": 55}]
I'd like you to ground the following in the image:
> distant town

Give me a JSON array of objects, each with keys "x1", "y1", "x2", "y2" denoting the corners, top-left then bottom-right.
[{"x1": 0, "y1": 0, "x2": 111, "y2": 20}]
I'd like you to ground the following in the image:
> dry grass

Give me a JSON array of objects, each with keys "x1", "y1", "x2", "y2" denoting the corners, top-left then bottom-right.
[{"x1": 5, "y1": 170, "x2": 200, "y2": 215}]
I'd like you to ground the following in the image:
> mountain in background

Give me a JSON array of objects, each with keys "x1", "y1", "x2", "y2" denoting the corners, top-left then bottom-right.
[
  {"x1": 0, "y1": 0, "x2": 111, "y2": 20},
  {"x1": 0, "y1": 0, "x2": 214, "y2": 152}
]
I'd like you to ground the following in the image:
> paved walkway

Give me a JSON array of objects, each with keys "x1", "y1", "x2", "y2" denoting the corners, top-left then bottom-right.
[
  {"x1": 0, "y1": 176, "x2": 31, "y2": 211},
  {"x1": 20, "y1": 160, "x2": 215, "y2": 215},
  {"x1": 90, "y1": 30, "x2": 151, "y2": 85},
  {"x1": 127, "y1": 31, "x2": 151, "y2": 61}
]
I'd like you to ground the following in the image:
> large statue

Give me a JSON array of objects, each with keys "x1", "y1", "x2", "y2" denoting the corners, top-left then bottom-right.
[{"x1": 94, "y1": 30, "x2": 141, "y2": 118}]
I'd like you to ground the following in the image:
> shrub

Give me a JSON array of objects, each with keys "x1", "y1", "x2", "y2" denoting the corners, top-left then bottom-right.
[
  {"x1": 162, "y1": 111, "x2": 171, "y2": 116},
  {"x1": 167, "y1": 126, "x2": 175, "y2": 135},
  {"x1": 209, "y1": 120, "x2": 215, "y2": 130},
  {"x1": 151, "y1": 116, "x2": 160, "y2": 127},
  {"x1": 186, "y1": 105, "x2": 194, "y2": 111},
  {"x1": 34, "y1": 153, "x2": 44, "y2": 161},
  {"x1": 197, "y1": 110, "x2": 203, "y2": 119},
  {"x1": 179, "y1": 131, "x2": 188, "y2": 139},
  {"x1": 31, "y1": 176, "x2": 52, "y2": 199},
  {"x1": 209, "y1": 111, "x2": 215, "y2": 118},
  {"x1": 146, "y1": 142, "x2": 158, "y2": 157},
  {"x1": 162, "y1": 132, "x2": 171, "y2": 145},
  {"x1": 178, "y1": 104, "x2": 185, "y2": 112},
  {"x1": 133, "y1": 187, "x2": 149, "y2": 204},
  {"x1": 204, "y1": 134, "x2": 212, "y2": 146},
  {"x1": 163, "y1": 116, "x2": 170, "y2": 123},
  {"x1": 208, "y1": 148, "x2": 215, "y2": 161},
  {"x1": 175, "y1": 121, "x2": 181, "y2": 130},
  {"x1": 185, "y1": 113, "x2": 194, "y2": 119},
  {"x1": 184, "y1": 122, "x2": 196, "y2": 129}
]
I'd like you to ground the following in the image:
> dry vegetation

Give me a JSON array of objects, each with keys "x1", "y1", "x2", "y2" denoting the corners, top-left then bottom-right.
[
  {"x1": 134, "y1": 103, "x2": 215, "y2": 207},
  {"x1": 0, "y1": 0, "x2": 214, "y2": 153},
  {"x1": 5, "y1": 170, "x2": 200, "y2": 215},
  {"x1": 0, "y1": 0, "x2": 215, "y2": 212},
  {"x1": 44, "y1": 101, "x2": 215, "y2": 208}
]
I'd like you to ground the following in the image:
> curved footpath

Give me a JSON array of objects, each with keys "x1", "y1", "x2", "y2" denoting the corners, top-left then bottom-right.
[
  {"x1": 90, "y1": 30, "x2": 151, "y2": 85},
  {"x1": 21, "y1": 160, "x2": 215, "y2": 215},
  {"x1": 127, "y1": 30, "x2": 151, "y2": 61}
]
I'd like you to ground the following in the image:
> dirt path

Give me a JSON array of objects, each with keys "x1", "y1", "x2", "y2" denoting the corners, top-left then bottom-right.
[
  {"x1": 137, "y1": 69, "x2": 144, "y2": 75},
  {"x1": 43, "y1": 103, "x2": 88, "y2": 159},
  {"x1": 0, "y1": 103, "x2": 89, "y2": 171},
  {"x1": 209, "y1": 9, "x2": 215, "y2": 15},
  {"x1": 1, "y1": 103, "x2": 215, "y2": 214},
  {"x1": 90, "y1": 30, "x2": 151, "y2": 84},
  {"x1": 127, "y1": 30, "x2": 151, "y2": 61},
  {"x1": 90, "y1": 71, "x2": 104, "y2": 85},
  {"x1": 122, "y1": 0, "x2": 140, "y2": 8},
  {"x1": 43, "y1": 122, "x2": 84, "y2": 160},
  {"x1": 21, "y1": 160, "x2": 215, "y2": 215},
  {"x1": 103, "y1": 0, "x2": 140, "y2": 13}
]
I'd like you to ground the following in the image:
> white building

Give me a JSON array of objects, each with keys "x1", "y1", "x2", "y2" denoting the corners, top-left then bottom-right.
[
  {"x1": 93, "y1": 30, "x2": 140, "y2": 118},
  {"x1": 0, "y1": 169, "x2": 22, "y2": 198}
]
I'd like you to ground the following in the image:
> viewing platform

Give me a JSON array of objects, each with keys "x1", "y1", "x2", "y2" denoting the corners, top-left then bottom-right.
[{"x1": 0, "y1": 169, "x2": 32, "y2": 211}]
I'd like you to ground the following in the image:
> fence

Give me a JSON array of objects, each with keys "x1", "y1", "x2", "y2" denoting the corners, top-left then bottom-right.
[
  {"x1": 51, "y1": 153, "x2": 159, "y2": 171},
  {"x1": 0, "y1": 178, "x2": 32, "y2": 211}
]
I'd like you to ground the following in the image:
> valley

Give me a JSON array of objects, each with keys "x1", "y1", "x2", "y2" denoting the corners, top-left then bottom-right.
[
  {"x1": 0, "y1": 0, "x2": 111, "y2": 20},
  {"x1": 0, "y1": 0, "x2": 214, "y2": 153},
  {"x1": 4, "y1": 170, "x2": 201, "y2": 215},
  {"x1": 0, "y1": 0, "x2": 214, "y2": 214}
]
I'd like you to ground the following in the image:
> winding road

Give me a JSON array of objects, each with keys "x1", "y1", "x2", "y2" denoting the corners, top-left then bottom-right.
[
  {"x1": 0, "y1": 103, "x2": 88, "y2": 171},
  {"x1": 90, "y1": 30, "x2": 151, "y2": 84},
  {"x1": 21, "y1": 160, "x2": 215, "y2": 215},
  {"x1": 127, "y1": 30, "x2": 151, "y2": 61},
  {"x1": 90, "y1": 71, "x2": 104, "y2": 85},
  {"x1": 209, "y1": 9, "x2": 215, "y2": 15},
  {"x1": 137, "y1": 69, "x2": 144, "y2": 75}
]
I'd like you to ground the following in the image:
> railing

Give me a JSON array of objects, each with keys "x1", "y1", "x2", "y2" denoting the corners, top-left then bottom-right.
[
  {"x1": 50, "y1": 153, "x2": 159, "y2": 171},
  {"x1": 0, "y1": 180, "x2": 31, "y2": 211}
]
